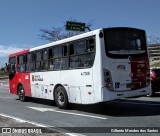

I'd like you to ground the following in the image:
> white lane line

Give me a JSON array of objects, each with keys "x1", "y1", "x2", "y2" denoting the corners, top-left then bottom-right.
[
  {"x1": 0, "y1": 113, "x2": 85, "y2": 136},
  {"x1": 28, "y1": 106, "x2": 107, "y2": 120},
  {"x1": 53, "y1": 110, "x2": 107, "y2": 120},
  {"x1": 0, "y1": 97, "x2": 13, "y2": 99},
  {"x1": 112, "y1": 101, "x2": 160, "y2": 106},
  {"x1": 0, "y1": 113, "x2": 52, "y2": 127}
]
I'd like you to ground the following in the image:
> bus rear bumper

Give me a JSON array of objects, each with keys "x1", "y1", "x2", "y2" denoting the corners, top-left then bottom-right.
[{"x1": 101, "y1": 85, "x2": 151, "y2": 102}]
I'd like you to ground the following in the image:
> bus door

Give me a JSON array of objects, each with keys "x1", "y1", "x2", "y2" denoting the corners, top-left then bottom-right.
[{"x1": 8, "y1": 57, "x2": 17, "y2": 94}]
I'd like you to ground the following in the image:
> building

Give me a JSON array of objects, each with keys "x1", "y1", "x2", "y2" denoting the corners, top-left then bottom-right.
[{"x1": 148, "y1": 44, "x2": 160, "y2": 61}]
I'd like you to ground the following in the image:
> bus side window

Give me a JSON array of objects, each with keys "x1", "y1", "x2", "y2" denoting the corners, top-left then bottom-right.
[
  {"x1": 35, "y1": 62, "x2": 41, "y2": 71},
  {"x1": 49, "y1": 48, "x2": 53, "y2": 58},
  {"x1": 69, "y1": 44, "x2": 74, "y2": 55},
  {"x1": 35, "y1": 50, "x2": 42, "y2": 71},
  {"x1": 41, "y1": 49, "x2": 48, "y2": 70},
  {"x1": 26, "y1": 53, "x2": 31, "y2": 71},
  {"x1": 87, "y1": 38, "x2": 95, "y2": 52},
  {"x1": 18, "y1": 55, "x2": 25, "y2": 73},
  {"x1": 27, "y1": 52, "x2": 35, "y2": 72},
  {"x1": 74, "y1": 40, "x2": 86, "y2": 54},
  {"x1": 29, "y1": 62, "x2": 35, "y2": 72},
  {"x1": 36, "y1": 50, "x2": 42, "y2": 61},
  {"x1": 61, "y1": 58, "x2": 68, "y2": 69},
  {"x1": 27, "y1": 52, "x2": 36, "y2": 63},
  {"x1": 54, "y1": 47, "x2": 62, "y2": 70},
  {"x1": 61, "y1": 45, "x2": 68, "y2": 69},
  {"x1": 49, "y1": 48, "x2": 53, "y2": 70},
  {"x1": 69, "y1": 38, "x2": 95, "y2": 69},
  {"x1": 63, "y1": 45, "x2": 68, "y2": 57},
  {"x1": 27, "y1": 53, "x2": 32, "y2": 62},
  {"x1": 49, "y1": 47, "x2": 62, "y2": 70},
  {"x1": 53, "y1": 46, "x2": 62, "y2": 58},
  {"x1": 42, "y1": 50, "x2": 48, "y2": 60}
]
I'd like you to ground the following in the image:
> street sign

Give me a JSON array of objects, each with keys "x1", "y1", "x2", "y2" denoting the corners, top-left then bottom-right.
[{"x1": 66, "y1": 21, "x2": 86, "y2": 32}]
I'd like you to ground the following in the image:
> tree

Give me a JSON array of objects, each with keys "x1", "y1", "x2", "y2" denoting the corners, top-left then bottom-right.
[
  {"x1": 39, "y1": 18, "x2": 94, "y2": 42},
  {"x1": 0, "y1": 67, "x2": 5, "y2": 72}
]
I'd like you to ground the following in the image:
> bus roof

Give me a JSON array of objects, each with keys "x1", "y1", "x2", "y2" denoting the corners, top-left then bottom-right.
[
  {"x1": 9, "y1": 49, "x2": 29, "y2": 58},
  {"x1": 9, "y1": 27, "x2": 144, "y2": 57},
  {"x1": 30, "y1": 28, "x2": 102, "y2": 52},
  {"x1": 9, "y1": 28, "x2": 102, "y2": 58}
]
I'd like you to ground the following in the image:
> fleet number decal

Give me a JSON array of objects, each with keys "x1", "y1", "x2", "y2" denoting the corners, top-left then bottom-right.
[{"x1": 81, "y1": 72, "x2": 90, "y2": 76}]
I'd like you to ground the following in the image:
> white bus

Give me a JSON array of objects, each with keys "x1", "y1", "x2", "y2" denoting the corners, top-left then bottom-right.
[{"x1": 8, "y1": 27, "x2": 150, "y2": 109}]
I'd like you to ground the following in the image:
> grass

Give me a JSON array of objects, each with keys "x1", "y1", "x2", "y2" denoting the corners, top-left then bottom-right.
[{"x1": 150, "y1": 62, "x2": 160, "y2": 68}]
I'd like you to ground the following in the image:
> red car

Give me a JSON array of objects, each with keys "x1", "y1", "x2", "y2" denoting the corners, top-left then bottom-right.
[{"x1": 150, "y1": 68, "x2": 160, "y2": 96}]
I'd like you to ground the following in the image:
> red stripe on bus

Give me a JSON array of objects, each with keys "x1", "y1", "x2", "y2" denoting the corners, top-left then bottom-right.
[
  {"x1": 9, "y1": 49, "x2": 29, "y2": 57},
  {"x1": 130, "y1": 56, "x2": 149, "y2": 90}
]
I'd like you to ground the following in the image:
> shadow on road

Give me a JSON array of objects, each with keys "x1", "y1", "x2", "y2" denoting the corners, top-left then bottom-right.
[
  {"x1": 69, "y1": 100, "x2": 160, "y2": 117},
  {"x1": 17, "y1": 93, "x2": 160, "y2": 117},
  {"x1": 16, "y1": 97, "x2": 57, "y2": 107}
]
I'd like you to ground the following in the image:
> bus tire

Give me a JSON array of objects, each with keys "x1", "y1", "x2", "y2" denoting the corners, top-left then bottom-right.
[
  {"x1": 54, "y1": 86, "x2": 68, "y2": 109},
  {"x1": 18, "y1": 85, "x2": 26, "y2": 102}
]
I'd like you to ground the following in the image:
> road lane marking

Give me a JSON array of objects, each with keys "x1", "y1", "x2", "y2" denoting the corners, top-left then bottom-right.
[
  {"x1": 0, "y1": 113, "x2": 85, "y2": 136},
  {"x1": 28, "y1": 106, "x2": 107, "y2": 120},
  {"x1": 0, "y1": 97, "x2": 13, "y2": 99},
  {"x1": 0, "y1": 113, "x2": 51, "y2": 127},
  {"x1": 0, "y1": 83, "x2": 9, "y2": 86}
]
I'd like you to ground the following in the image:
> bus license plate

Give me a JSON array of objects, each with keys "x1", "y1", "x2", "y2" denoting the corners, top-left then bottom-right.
[{"x1": 126, "y1": 83, "x2": 141, "y2": 89}]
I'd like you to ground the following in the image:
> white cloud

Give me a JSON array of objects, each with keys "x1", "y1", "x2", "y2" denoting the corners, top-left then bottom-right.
[{"x1": 0, "y1": 45, "x2": 25, "y2": 57}]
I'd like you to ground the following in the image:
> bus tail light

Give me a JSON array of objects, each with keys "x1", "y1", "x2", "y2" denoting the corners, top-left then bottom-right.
[{"x1": 104, "y1": 69, "x2": 114, "y2": 90}]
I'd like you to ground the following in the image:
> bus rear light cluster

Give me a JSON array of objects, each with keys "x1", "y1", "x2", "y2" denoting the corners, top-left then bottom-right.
[{"x1": 104, "y1": 68, "x2": 113, "y2": 90}]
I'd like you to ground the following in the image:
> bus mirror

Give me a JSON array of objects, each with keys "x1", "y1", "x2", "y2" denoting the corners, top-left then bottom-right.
[
  {"x1": 99, "y1": 32, "x2": 103, "y2": 38},
  {"x1": 6, "y1": 64, "x2": 9, "y2": 72}
]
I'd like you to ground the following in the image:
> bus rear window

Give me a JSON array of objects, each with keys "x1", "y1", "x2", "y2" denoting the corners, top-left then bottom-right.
[{"x1": 104, "y1": 28, "x2": 147, "y2": 58}]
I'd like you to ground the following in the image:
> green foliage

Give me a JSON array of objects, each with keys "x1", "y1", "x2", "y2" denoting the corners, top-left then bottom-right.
[
  {"x1": 0, "y1": 67, "x2": 8, "y2": 77},
  {"x1": 151, "y1": 63, "x2": 160, "y2": 67},
  {"x1": 39, "y1": 18, "x2": 94, "y2": 42}
]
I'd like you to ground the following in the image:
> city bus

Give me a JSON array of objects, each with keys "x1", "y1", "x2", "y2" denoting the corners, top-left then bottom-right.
[{"x1": 8, "y1": 27, "x2": 151, "y2": 109}]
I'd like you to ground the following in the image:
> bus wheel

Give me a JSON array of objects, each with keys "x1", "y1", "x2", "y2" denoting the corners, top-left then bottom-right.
[
  {"x1": 54, "y1": 86, "x2": 68, "y2": 109},
  {"x1": 18, "y1": 86, "x2": 26, "y2": 102}
]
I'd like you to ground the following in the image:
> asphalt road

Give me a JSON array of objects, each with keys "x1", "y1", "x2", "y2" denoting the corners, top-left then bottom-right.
[{"x1": 0, "y1": 80, "x2": 160, "y2": 136}]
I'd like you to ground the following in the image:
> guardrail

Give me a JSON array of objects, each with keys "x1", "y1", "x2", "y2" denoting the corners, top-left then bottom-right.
[{"x1": 0, "y1": 76, "x2": 8, "y2": 80}]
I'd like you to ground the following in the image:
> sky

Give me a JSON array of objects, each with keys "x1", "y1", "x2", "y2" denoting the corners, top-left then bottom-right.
[{"x1": 0, "y1": 0, "x2": 160, "y2": 66}]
